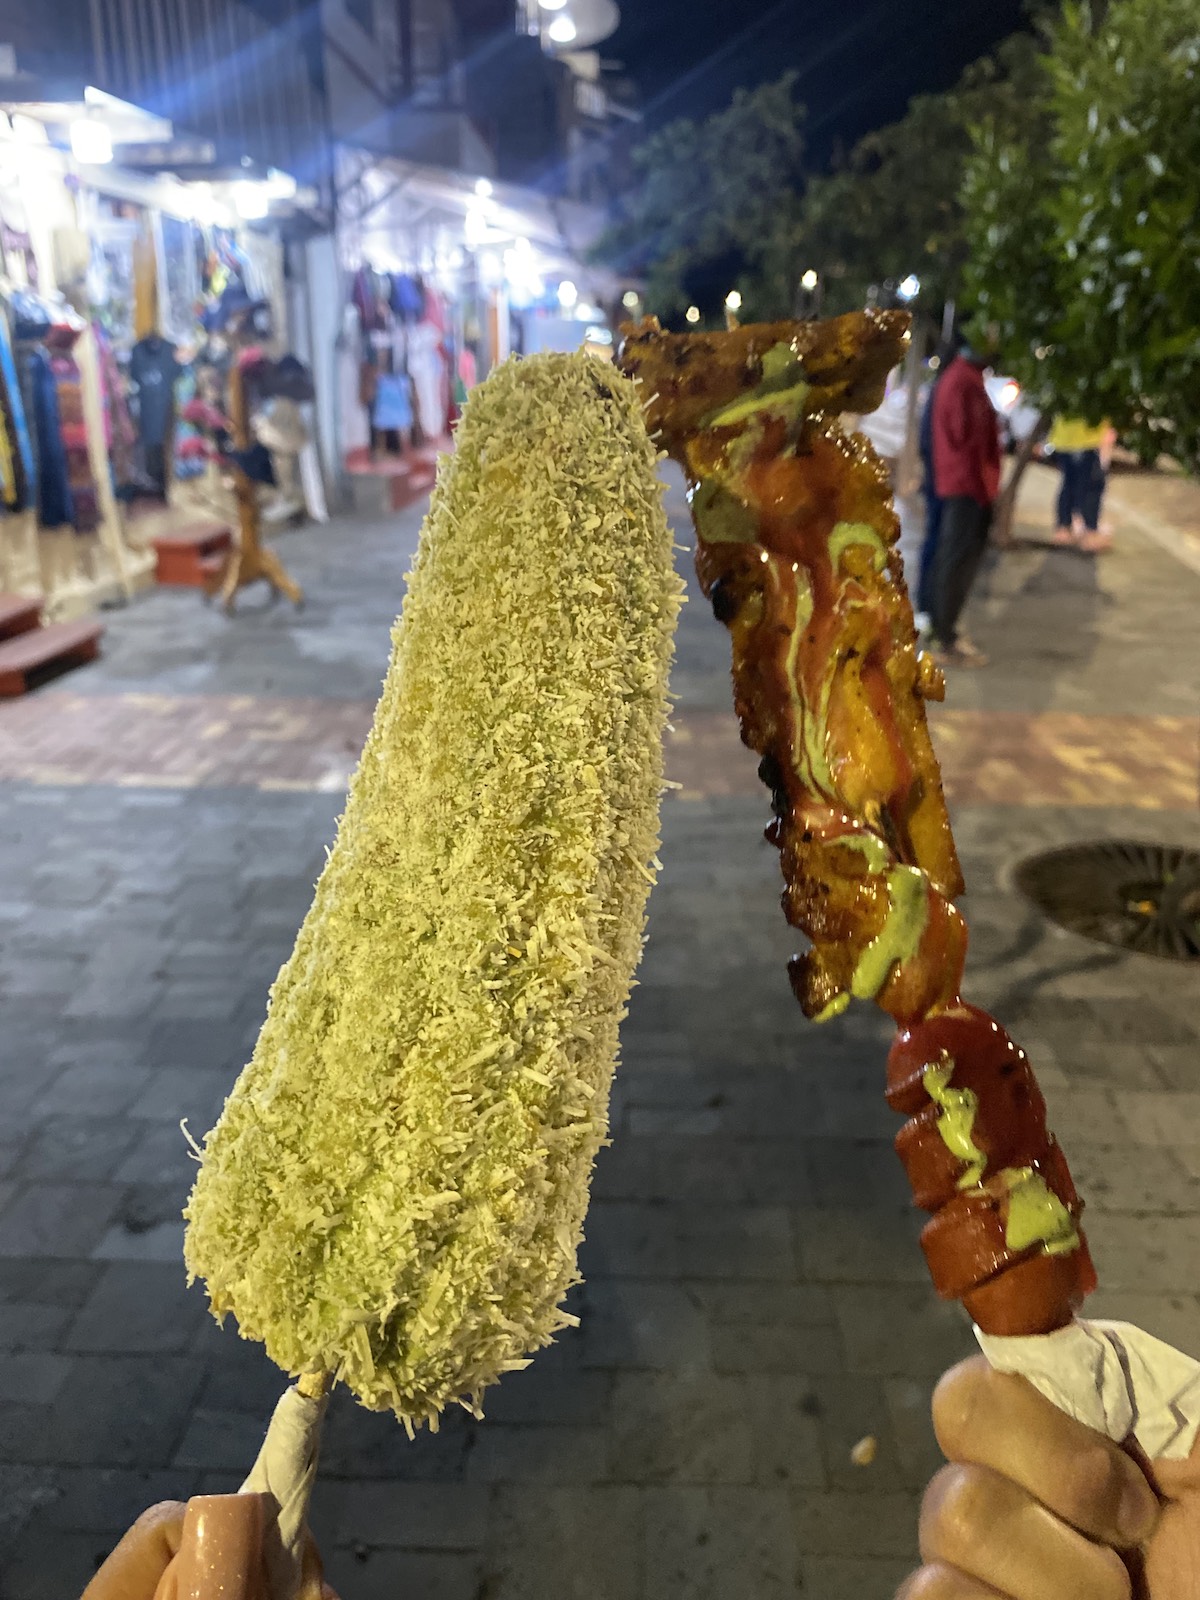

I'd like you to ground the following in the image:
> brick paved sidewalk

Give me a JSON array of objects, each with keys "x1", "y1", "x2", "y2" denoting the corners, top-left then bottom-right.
[{"x1": 1, "y1": 463, "x2": 1198, "y2": 1600}]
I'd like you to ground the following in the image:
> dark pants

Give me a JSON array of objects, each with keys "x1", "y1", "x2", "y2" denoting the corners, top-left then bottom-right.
[
  {"x1": 933, "y1": 496, "x2": 991, "y2": 647},
  {"x1": 1055, "y1": 449, "x2": 1105, "y2": 532},
  {"x1": 917, "y1": 487, "x2": 942, "y2": 617}
]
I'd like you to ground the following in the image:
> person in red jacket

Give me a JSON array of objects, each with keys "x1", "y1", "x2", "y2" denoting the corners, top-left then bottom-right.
[{"x1": 929, "y1": 335, "x2": 1002, "y2": 667}]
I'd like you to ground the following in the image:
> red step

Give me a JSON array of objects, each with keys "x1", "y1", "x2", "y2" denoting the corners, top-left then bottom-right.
[
  {"x1": 152, "y1": 523, "x2": 233, "y2": 587},
  {"x1": 0, "y1": 593, "x2": 42, "y2": 640},
  {"x1": 0, "y1": 617, "x2": 104, "y2": 696}
]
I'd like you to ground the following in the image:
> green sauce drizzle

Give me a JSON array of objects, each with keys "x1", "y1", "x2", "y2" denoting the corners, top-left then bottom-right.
[
  {"x1": 850, "y1": 865, "x2": 929, "y2": 1000},
  {"x1": 922, "y1": 1054, "x2": 986, "y2": 1189},
  {"x1": 1000, "y1": 1167, "x2": 1081, "y2": 1257},
  {"x1": 828, "y1": 521, "x2": 887, "y2": 573}
]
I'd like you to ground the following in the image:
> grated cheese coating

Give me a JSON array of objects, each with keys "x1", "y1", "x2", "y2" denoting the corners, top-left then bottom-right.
[{"x1": 183, "y1": 353, "x2": 682, "y2": 1425}]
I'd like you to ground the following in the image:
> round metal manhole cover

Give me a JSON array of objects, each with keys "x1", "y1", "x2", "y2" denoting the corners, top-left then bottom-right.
[{"x1": 1014, "y1": 840, "x2": 1200, "y2": 962}]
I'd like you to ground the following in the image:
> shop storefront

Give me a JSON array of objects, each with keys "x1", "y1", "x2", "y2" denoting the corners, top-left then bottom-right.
[
  {"x1": 330, "y1": 148, "x2": 622, "y2": 498},
  {"x1": 0, "y1": 93, "x2": 324, "y2": 618}
]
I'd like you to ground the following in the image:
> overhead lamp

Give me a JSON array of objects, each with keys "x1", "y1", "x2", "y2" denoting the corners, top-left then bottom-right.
[
  {"x1": 474, "y1": 177, "x2": 493, "y2": 197},
  {"x1": 800, "y1": 269, "x2": 818, "y2": 291},
  {"x1": 233, "y1": 181, "x2": 269, "y2": 220},
  {"x1": 547, "y1": 15, "x2": 577, "y2": 43},
  {"x1": 557, "y1": 278, "x2": 578, "y2": 308},
  {"x1": 685, "y1": 305, "x2": 701, "y2": 324},
  {"x1": 897, "y1": 273, "x2": 921, "y2": 302},
  {"x1": 621, "y1": 289, "x2": 640, "y2": 309},
  {"x1": 724, "y1": 289, "x2": 742, "y2": 312},
  {"x1": 70, "y1": 118, "x2": 113, "y2": 165}
]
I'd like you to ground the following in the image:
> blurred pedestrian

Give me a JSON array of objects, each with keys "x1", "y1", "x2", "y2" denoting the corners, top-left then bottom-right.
[
  {"x1": 929, "y1": 332, "x2": 1001, "y2": 667},
  {"x1": 915, "y1": 338, "x2": 960, "y2": 631},
  {"x1": 1049, "y1": 416, "x2": 1115, "y2": 552}
]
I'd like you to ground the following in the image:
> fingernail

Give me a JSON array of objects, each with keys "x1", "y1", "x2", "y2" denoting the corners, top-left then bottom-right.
[{"x1": 1119, "y1": 1477, "x2": 1158, "y2": 1544}]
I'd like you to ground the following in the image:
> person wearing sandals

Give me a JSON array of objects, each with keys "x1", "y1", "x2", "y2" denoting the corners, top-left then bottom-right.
[{"x1": 1049, "y1": 416, "x2": 1116, "y2": 553}]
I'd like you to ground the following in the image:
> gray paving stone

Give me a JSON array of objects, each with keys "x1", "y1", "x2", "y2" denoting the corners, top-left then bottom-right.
[
  {"x1": 0, "y1": 1527, "x2": 121, "y2": 1600},
  {"x1": 65, "y1": 1262, "x2": 206, "y2": 1353},
  {"x1": 609, "y1": 1372, "x2": 754, "y2": 1485},
  {"x1": 1116, "y1": 1090, "x2": 1200, "y2": 1149},
  {"x1": 0, "y1": 1462, "x2": 59, "y2": 1550},
  {"x1": 798, "y1": 1554, "x2": 913, "y2": 1598},
  {"x1": 579, "y1": 1281, "x2": 711, "y2": 1371},
  {"x1": 794, "y1": 1207, "x2": 927, "y2": 1285},
  {"x1": 172, "y1": 1405, "x2": 271, "y2": 1471},
  {"x1": 484, "y1": 1366, "x2": 611, "y2": 1426},
  {"x1": 11, "y1": 1116, "x2": 142, "y2": 1182},
  {"x1": 710, "y1": 1318, "x2": 845, "y2": 1374},
  {"x1": 30, "y1": 1061, "x2": 156, "y2": 1119},
  {"x1": 320, "y1": 1396, "x2": 472, "y2": 1481},
  {"x1": 466, "y1": 1423, "x2": 611, "y2": 1484},
  {"x1": 25, "y1": 1465, "x2": 193, "y2": 1533},
  {"x1": 793, "y1": 1488, "x2": 920, "y2": 1559},
  {"x1": 0, "y1": 1302, "x2": 73, "y2": 1350},
  {"x1": 0, "y1": 1183, "x2": 124, "y2": 1259},
  {"x1": 883, "y1": 1377, "x2": 947, "y2": 1494},
  {"x1": 2, "y1": 1355, "x2": 204, "y2": 1467},
  {"x1": 334, "y1": 1481, "x2": 489, "y2": 1550},
  {"x1": 0, "y1": 1352, "x2": 74, "y2": 1405},
  {"x1": 127, "y1": 1066, "x2": 234, "y2": 1128},
  {"x1": 91, "y1": 1218, "x2": 186, "y2": 1263},
  {"x1": 484, "y1": 1485, "x2": 642, "y2": 1600},
  {"x1": 643, "y1": 1485, "x2": 799, "y2": 1600},
  {"x1": 581, "y1": 1201, "x2": 793, "y2": 1281},
  {"x1": 0, "y1": 1258, "x2": 100, "y2": 1307},
  {"x1": 1088, "y1": 1213, "x2": 1200, "y2": 1292},
  {"x1": 831, "y1": 1286, "x2": 975, "y2": 1378},
  {"x1": 322, "y1": 1549, "x2": 482, "y2": 1600}
]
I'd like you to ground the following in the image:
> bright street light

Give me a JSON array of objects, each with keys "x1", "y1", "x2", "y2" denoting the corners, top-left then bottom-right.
[
  {"x1": 724, "y1": 289, "x2": 742, "y2": 311},
  {"x1": 800, "y1": 269, "x2": 818, "y2": 292},
  {"x1": 547, "y1": 14, "x2": 577, "y2": 42},
  {"x1": 621, "y1": 289, "x2": 640, "y2": 309},
  {"x1": 70, "y1": 118, "x2": 113, "y2": 165},
  {"x1": 474, "y1": 177, "x2": 493, "y2": 197},
  {"x1": 685, "y1": 305, "x2": 701, "y2": 324},
  {"x1": 539, "y1": 0, "x2": 568, "y2": 8},
  {"x1": 558, "y1": 279, "x2": 578, "y2": 308},
  {"x1": 898, "y1": 273, "x2": 921, "y2": 302},
  {"x1": 233, "y1": 181, "x2": 269, "y2": 220}
]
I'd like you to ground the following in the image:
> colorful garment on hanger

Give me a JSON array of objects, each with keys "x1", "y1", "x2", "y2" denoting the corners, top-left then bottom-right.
[
  {"x1": 94, "y1": 322, "x2": 136, "y2": 490},
  {"x1": 20, "y1": 346, "x2": 75, "y2": 529},
  {"x1": 0, "y1": 304, "x2": 33, "y2": 510},
  {"x1": 47, "y1": 335, "x2": 100, "y2": 533}
]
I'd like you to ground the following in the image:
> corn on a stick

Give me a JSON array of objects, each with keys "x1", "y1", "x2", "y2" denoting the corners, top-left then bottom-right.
[{"x1": 184, "y1": 353, "x2": 682, "y2": 1427}]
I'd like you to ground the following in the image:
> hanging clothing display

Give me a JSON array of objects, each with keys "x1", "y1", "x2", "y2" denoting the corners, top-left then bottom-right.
[
  {"x1": 0, "y1": 303, "x2": 33, "y2": 510},
  {"x1": 408, "y1": 318, "x2": 445, "y2": 443},
  {"x1": 46, "y1": 324, "x2": 100, "y2": 533},
  {"x1": 94, "y1": 322, "x2": 137, "y2": 489},
  {"x1": 129, "y1": 333, "x2": 180, "y2": 493},
  {"x1": 20, "y1": 344, "x2": 75, "y2": 530}
]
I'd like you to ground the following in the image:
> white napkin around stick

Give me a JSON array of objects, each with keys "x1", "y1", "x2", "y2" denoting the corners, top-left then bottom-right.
[
  {"x1": 977, "y1": 1319, "x2": 1200, "y2": 1461},
  {"x1": 238, "y1": 1380, "x2": 330, "y2": 1599}
]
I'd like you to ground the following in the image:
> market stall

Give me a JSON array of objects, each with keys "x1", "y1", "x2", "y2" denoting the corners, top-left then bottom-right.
[
  {"x1": 332, "y1": 148, "x2": 623, "y2": 501},
  {"x1": 0, "y1": 93, "x2": 322, "y2": 619}
]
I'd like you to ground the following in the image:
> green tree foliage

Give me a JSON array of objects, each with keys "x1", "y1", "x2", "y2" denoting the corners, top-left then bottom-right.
[
  {"x1": 593, "y1": 76, "x2": 805, "y2": 322},
  {"x1": 802, "y1": 34, "x2": 1044, "y2": 315},
  {"x1": 964, "y1": 0, "x2": 1200, "y2": 469}
]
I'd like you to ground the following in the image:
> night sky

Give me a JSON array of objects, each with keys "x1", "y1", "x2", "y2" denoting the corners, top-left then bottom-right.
[{"x1": 607, "y1": 0, "x2": 1030, "y2": 163}]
